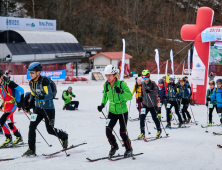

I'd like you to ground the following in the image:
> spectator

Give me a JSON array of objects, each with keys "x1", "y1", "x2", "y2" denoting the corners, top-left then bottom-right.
[
  {"x1": 62, "y1": 86, "x2": 79, "y2": 110},
  {"x1": 166, "y1": 72, "x2": 171, "y2": 83},
  {"x1": 208, "y1": 72, "x2": 215, "y2": 81}
]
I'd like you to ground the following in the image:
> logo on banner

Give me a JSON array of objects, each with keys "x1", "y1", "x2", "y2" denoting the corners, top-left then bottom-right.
[
  {"x1": 39, "y1": 21, "x2": 54, "y2": 27},
  {"x1": 196, "y1": 63, "x2": 201, "y2": 67},
  {"x1": 6, "y1": 19, "x2": 19, "y2": 26},
  {"x1": 26, "y1": 23, "x2": 35, "y2": 27}
]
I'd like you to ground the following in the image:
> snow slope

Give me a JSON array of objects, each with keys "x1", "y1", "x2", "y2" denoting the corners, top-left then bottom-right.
[{"x1": 0, "y1": 75, "x2": 221, "y2": 170}]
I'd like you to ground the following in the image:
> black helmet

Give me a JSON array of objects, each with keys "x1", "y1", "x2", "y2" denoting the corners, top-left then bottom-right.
[
  {"x1": 182, "y1": 77, "x2": 186, "y2": 82},
  {"x1": 169, "y1": 77, "x2": 175, "y2": 81},
  {"x1": 28, "y1": 62, "x2": 42, "y2": 72},
  {"x1": 158, "y1": 79, "x2": 164, "y2": 84}
]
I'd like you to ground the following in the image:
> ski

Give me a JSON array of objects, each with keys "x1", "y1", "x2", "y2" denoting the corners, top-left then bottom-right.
[
  {"x1": 108, "y1": 153, "x2": 143, "y2": 161},
  {"x1": 0, "y1": 143, "x2": 28, "y2": 149},
  {"x1": 86, "y1": 154, "x2": 123, "y2": 162},
  {"x1": 217, "y1": 144, "x2": 222, "y2": 148},
  {"x1": 213, "y1": 132, "x2": 222, "y2": 135},
  {"x1": 144, "y1": 136, "x2": 169, "y2": 142},
  {"x1": 42, "y1": 143, "x2": 87, "y2": 157},
  {"x1": 201, "y1": 124, "x2": 221, "y2": 128},
  {"x1": 173, "y1": 122, "x2": 198, "y2": 126},
  {"x1": 132, "y1": 137, "x2": 157, "y2": 141},
  {"x1": 155, "y1": 126, "x2": 190, "y2": 130}
]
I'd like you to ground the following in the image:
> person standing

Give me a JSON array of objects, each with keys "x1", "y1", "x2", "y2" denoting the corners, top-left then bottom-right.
[
  {"x1": 166, "y1": 72, "x2": 171, "y2": 84},
  {"x1": 206, "y1": 81, "x2": 217, "y2": 126},
  {"x1": 138, "y1": 70, "x2": 161, "y2": 139},
  {"x1": 0, "y1": 69, "x2": 24, "y2": 147},
  {"x1": 132, "y1": 77, "x2": 143, "y2": 117},
  {"x1": 23, "y1": 62, "x2": 68, "y2": 156},
  {"x1": 208, "y1": 72, "x2": 215, "y2": 82},
  {"x1": 97, "y1": 65, "x2": 133, "y2": 158},
  {"x1": 62, "y1": 86, "x2": 79, "y2": 110}
]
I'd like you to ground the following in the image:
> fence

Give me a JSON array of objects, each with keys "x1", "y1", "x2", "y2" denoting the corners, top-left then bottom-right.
[
  {"x1": 0, "y1": 62, "x2": 76, "y2": 85},
  {"x1": 146, "y1": 61, "x2": 222, "y2": 76}
]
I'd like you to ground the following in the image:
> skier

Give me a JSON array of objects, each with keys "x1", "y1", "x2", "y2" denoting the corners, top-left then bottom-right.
[
  {"x1": 138, "y1": 70, "x2": 161, "y2": 139},
  {"x1": 22, "y1": 62, "x2": 68, "y2": 156},
  {"x1": 97, "y1": 65, "x2": 133, "y2": 158},
  {"x1": 206, "y1": 81, "x2": 217, "y2": 126},
  {"x1": 166, "y1": 77, "x2": 183, "y2": 128},
  {"x1": 0, "y1": 69, "x2": 24, "y2": 147},
  {"x1": 132, "y1": 77, "x2": 143, "y2": 117},
  {"x1": 157, "y1": 79, "x2": 168, "y2": 121},
  {"x1": 207, "y1": 79, "x2": 222, "y2": 124},
  {"x1": 62, "y1": 86, "x2": 79, "y2": 110},
  {"x1": 180, "y1": 77, "x2": 192, "y2": 123}
]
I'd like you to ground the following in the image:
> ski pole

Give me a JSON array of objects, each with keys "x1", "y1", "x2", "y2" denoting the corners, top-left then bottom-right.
[
  {"x1": 189, "y1": 105, "x2": 197, "y2": 125},
  {"x1": 145, "y1": 120, "x2": 151, "y2": 135},
  {"x1": 128, "y1": 100, "x2": 131, "y2": 115},
  {"x1": 38, "y1": 101, "x2": 70, "y2": 157},
  {"x1": 23, "y1": 110, "x2": 52, "y2": 147},
  {"x1": 101, "y1": 111, "x2": 124, "y2": 147},
  {"x1": 147, "y1": 94, "x2": 169, "y2": 136},
  {"x1": 117, "y1": 94, "x2": 135, "y2": 160},
  {"x1": 206, "y1": 102, "x2": 209, "y2": 133},
  {"x1": 172, "y1": 110, "x2": 178, "y2": 124}
]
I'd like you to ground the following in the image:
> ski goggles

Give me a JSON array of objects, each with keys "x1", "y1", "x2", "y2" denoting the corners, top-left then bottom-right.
[
  {"x1": 29, "y1": 71, "x2": 36, "y2": 74},
  {"x1": 142, "y1": 75, "x2": 150, "y2": 80}
]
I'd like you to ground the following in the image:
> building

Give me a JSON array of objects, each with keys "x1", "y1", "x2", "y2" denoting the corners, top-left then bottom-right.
[{"x1": 89, "y1": 52, "x2": 132, "y2": 70}]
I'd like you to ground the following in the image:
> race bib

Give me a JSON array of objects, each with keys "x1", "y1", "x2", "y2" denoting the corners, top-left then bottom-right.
[
  {"x1": 31, "y1": 114, "x2": 37, "y2": 122},
  {"x1": 180, "y1": 104, "x2": 184, "y2": 109},
  {"x1": 158, "y1": 103, "x2": 162, "y2": 107},
  {"x1": 167, "y1": 103, "x2": 171, "y2": 108},
  {"x1": 106, "y1": 119, "x2": 110, "y2": 126},
  {"x1": 6, "y1": 118, "x2": 11, "y2": 123},
  {"x1": 209, "y1": 104, "x2": 213, "y2": 108},
  {"x1": 141, "y1": 108, "x2": 146, "y2": 114},
  {"x1": 136, "y1": 103, "x2": 138, "y2": 107},
  {"x1": 217, "y1": 113, "x2": 222, "y2": 118}
]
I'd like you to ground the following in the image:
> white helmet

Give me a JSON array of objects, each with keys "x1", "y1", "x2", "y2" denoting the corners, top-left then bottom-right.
[
  {"x1": 137, "y1": 77, "x2": 143, "y2": 82},
  {"x1": 104, "y1": 65, "x2": 119, "y2": 74}
]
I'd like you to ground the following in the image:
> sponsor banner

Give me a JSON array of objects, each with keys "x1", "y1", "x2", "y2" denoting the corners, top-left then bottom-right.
[
  {"x1": 0, "y1": 16, "x2": 56, "y2": 31},
  {"x1": 27, "y1": 70, "x2": 66, "y2": 79},
  {"x1": 191, "y1": 47, "x2": 205, "y2": 85},
  {"x1": 201, "y1": 27, "x2": 222, "y2": 42}
]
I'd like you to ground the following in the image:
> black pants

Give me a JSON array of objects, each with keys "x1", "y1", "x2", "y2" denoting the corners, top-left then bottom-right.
[
  {"x1": 209, "y1": 105, "x2": 218, "y2": 123},
  {"x1": 106, "y1": 112, "x2": 131, "y2": 150},
  {"x1": 29, "y1": 107, "x2": 67, "y2": 150},
  {"x1": 181, "y1": 98, "x2": 191, "y2": 120},
  {"x1": 65, "y1": 101, "x2": 79, "y2": 110},
  {"x1": 140, "y1": 105, "x2": 160, "y2": 133},
  {"x1": 167, "y1": 101, "x2": 182, "y2": 123},
  {"x1": 157, "y1": 101, "x2": 167, "y2": 115}
]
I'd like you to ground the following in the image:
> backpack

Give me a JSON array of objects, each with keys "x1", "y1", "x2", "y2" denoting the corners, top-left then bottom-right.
[{"x1": 39, "y1": 77, "x2": 57, "y2": 99}]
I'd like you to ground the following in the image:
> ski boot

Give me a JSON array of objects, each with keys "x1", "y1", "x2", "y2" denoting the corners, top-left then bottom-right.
[
  {"x1": 124, "y1": 149, "x2": 133, "y2": 158},
  {"x1": 0, "y1": 134, "x2": 12, "y2": 148},
  {"x1": 183, "y1": 119, "x2": 187, "y2": 124},
  {"x1": 156, "y1": 128, "x2": 162, "y2": 138},
  {"x1": 12, "y1": 130, "x2": 24, "y2": 146},
  {"x1": 178, "y1": 122, "x2": 184, "y2": 128},
  {"x1": 208, "y1": 122, "x2": 212, "y2": 126},
  {"x1": 109, "y1": 143, "x2": 119, "y2": 158},
  {"x1": 63, "y1": 106, "x2": 66, "y2": 110},
  {"x1": 169, "y1": 113, "x2": 173, "y2": 120},
  {"x1": 166, "y1": 122, "x2": 171, "y2": 129},
  {"x1": 61, "y1": 131, "x2": 68, "y2": 149},
  {"x1": 22, "y1": 147, "x2": 36, "y2": 157},
  {"x1": 137, "y1": 133, "x2": 145, "y2": 139},
  {"x1": 187, "y1": 118, "x2": 191, "y2": 123},
  {"x1": 158, "y1": 113, "x2": 161, "y2": 121}
]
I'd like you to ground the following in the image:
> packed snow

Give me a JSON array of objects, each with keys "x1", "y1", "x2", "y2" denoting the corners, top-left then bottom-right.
[{"x1": 0, "y1": 75, "x2": 222, "y2": 170}]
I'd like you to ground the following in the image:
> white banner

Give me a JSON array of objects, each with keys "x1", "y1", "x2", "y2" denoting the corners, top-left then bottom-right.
[
  {"x1": 0, "y1": 16, "x2": 56, "y2": 31},
  {"x1": 201, "y1": 27, "x2": 222, "y2": 42},
  {"x1": 170, "y1": 49, "x2": 174, "y2": 75},
  {"x1": 191, "y1": 47, "x2": 205, "y2": 85},
  {"x1": 120, "y1": 39, "x2": 125, "y2": 81},
  {"x1": 188, "y1": 49, "x2": 191, "y2": 81},
  {"x1": 155, "y1": 49, "x2": 160, "y2": 81}
]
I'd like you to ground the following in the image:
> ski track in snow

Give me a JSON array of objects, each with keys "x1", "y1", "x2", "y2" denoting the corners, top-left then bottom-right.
[{"x1": 0, "y1": 75, "x2": 222, "y2": 170}]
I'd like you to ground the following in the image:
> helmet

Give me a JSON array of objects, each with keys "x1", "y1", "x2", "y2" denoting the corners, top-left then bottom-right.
[
  {"x1": 158, "y1": 79, "x2": 164, "y2": 84},
  {"x1": 104, "y1": 65, "x2": 119, "y2": 74},
  {"x1": 28, "y1": 62, "x2": 42, "y2": 72},
  {"x1": 169, "y1": 77, "x2": 175, "y2": 81},
  {"x1": 0, "y1": 69, "x2": 3, "y2": 77},
  {"x1": 137, "y1": 77, "x2": 143, "y2": 82},
  {"x1": 182, "y1": 77, "x2": 186, "y2": 82},
  {"x1": 68, "y1": 86, "x2": 72, "y2": 91},
  {"x1": 184, "y1": 76, "x2": 188, "y2": 78},
  {"x1": 162, "y1": 76, "x2": 166, "y2": 79},
  {"x1": 209, "y1": 81, "x2": 215, "y2": 85},
  {"x1": 216, "y1": 79, "x2": 222, "y2": 84},
  {"x1": 142, "y1": 70, "x2": 150, "y2": 76}
]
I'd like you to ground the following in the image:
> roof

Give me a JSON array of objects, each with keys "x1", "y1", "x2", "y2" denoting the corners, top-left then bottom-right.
[
  {"x1": 10, "y1": 30, "x2": 78, "y2": 44},
  {"x1": 89, "y1": 52, "x2": 133, "y2": 60}
]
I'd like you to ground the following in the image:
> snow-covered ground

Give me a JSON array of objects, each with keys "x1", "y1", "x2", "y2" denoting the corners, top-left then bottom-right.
[{"x1": 0, "y1": 75, "x2": 222, "y2": 170}]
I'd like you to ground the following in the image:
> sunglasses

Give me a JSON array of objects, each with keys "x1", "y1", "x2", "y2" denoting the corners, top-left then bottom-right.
[
  {"x1": 29, "y1": 71, "x2": 36, "y2": 75},
  {"x1": 142, "y1": 77, "x2": 149, "y2": 80}
]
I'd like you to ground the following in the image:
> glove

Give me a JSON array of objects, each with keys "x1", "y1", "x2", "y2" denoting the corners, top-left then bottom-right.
[
  {"x1": 97, "y1": 103, "x2": 105, "y2": 112},
  {"x1": 115, "y1": 87, "x2": 124, "y2": 94},
  {"x1": 36, "y1": 94, "x2": 44, "y2": 100},
  {"x1": 72, "y1": 95, "x2": 76, "y2": 98},
  {"x1": 139, "y1": 97, "x2": 143, "y2": 102},
  {"x1": 23, "y1": 105, "x2": 30, "y2": 113},
  {"x1": 17, "y1": 102, "x2": 23, "y2": 109},
  {"x1": 207, "y1": 97, "x2": 211, "y2": 101},
  {"x1": 145, "y1": 89, "x2": 151, "y2": 93},
  {"x1": 206, "y1": 103, "x2": 208, "y2": 107}
]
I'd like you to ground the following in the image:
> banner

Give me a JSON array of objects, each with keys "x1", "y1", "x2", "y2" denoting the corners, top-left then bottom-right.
[
  {"x1": 191, "y1": 47, "x2": 205, "y2": 85},
  {"x1": 201, "y1": 27, "x2": 222, "y2": 42},
  {"x1": 27, "y1": 70, "x2": 66, "y2": 80},
  {"x1": 120, "y1": 39, "x2": 125, "y2": 81},
  {"x1": 0, "y1": 16, "x2": 56, "y2": 31},
  {"x1": 155, "y1": 49, "x2": 160, "y2": 81},
  {"x1": 188, "y1": 49, "x2": 191, "y2": 81},
  {"x1": 170, "y1": 49, "x2": 174, "y2": 75}
]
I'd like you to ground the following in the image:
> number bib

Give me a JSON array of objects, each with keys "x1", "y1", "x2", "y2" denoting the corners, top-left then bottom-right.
[
  {"x1": 158, "y1": 103, "x2": 162, "y2": 107},
  {"x1": 106, "y1": 119, "x2": 111, "y2": 126},
  {"x1": 136, "y1": 103, "x2": 138, "y2": 107},
  {"x1": 6, "y1": 118, "x2": 11, "y2": 123},
  {"x1": 167, "y1": 103, "x2": 171, "y2": 108},
  {"x1": 31, "y1": 114, "x2": 37, "y2": 122},
  {"x1": 209, "y1": 104, "x2": 213, "y2": 108},
  {"x1": 180, "y1": 104, "x2": 184, "y2": 109},
  {"x1": 141, "y1": 108, "x2": 146, "y2": 114}
]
